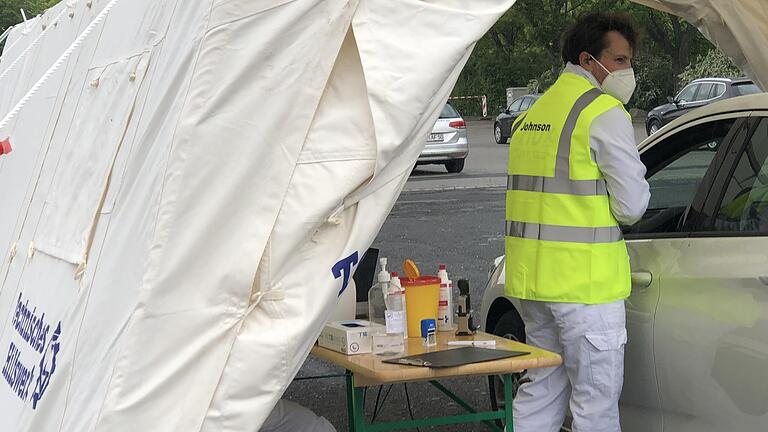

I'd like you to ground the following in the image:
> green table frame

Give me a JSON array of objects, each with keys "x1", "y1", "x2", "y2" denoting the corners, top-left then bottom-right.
[{"x1": 345, "y1": 370, "x2": 513, "y2": 432}]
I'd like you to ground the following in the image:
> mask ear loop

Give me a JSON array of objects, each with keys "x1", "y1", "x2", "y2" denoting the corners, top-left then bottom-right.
[{"x1": 588, "y1": 53, "x2": 611, "y2": 75}]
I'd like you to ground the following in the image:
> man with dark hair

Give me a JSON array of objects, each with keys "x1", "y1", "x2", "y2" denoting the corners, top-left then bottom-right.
[{"x1": 504, "y1": 12, "x2": 650, "y2": 432}]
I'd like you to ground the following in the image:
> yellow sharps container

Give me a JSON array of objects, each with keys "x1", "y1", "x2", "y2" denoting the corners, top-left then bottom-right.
[{"x1": 401, "y1": 276, "x2": 440, "y2": 338}]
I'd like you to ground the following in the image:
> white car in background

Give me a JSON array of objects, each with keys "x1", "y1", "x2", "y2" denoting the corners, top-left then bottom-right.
[
  {"x1": 416, "y1": 102, "x2": 468, "y2": 173},
  {"x1": 481, "y1": 92, "x2": 768, "y2": 432}
]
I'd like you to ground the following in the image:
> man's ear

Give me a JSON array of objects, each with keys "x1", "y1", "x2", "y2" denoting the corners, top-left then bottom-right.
[{"x1": 578, "y1": 51, "x2": 592, "y2": 69}]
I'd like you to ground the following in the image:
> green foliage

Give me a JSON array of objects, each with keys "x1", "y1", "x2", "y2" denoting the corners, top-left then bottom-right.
[
  {"x1": 678, "y1": 49, "x2": 742, "y2": 87},
  {"x1": 0, "y1": 0, "x2": 58, "y2": 33},
  {"x1": 453, "y1": 0, "x2": 731, "y2": 115},
  {"x1": 630, "y1": 51, "x2": 673, "y2": 111}
]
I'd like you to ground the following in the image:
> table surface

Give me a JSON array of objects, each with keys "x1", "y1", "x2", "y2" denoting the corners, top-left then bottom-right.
[{"x1": 312, "y1": 330, "x2": 562, "y2": 387}]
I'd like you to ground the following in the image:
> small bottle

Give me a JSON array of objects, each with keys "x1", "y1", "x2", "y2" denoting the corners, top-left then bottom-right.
[
  {"x1": 437, "y1": 264, "x2": 454, "y2": 331},
  {"x1": 390, "y1": 272, "x2": 408, "y2": 338},
  {"x1": 367, "y1": 258, "x2": 389, "y2": 325}
]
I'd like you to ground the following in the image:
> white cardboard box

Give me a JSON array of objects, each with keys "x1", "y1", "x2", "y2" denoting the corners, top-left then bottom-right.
[{"x1": 318, "y1": 320, "x2": 386, "y2": 355}]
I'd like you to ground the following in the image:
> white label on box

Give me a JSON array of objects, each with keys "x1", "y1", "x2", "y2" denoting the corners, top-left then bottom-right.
[{"x1": 385, "y1": 310, "x2": 405, "y2": 334}]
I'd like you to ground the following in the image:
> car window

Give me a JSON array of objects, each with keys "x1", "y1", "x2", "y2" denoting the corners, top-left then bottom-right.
[
  {"x1": 709, "y1": 118, "x2": 768, "y2": 233},
  {"x1": 520, "y1": 97, "x2": 532, "y2": 111},
  {"x1": 709, "y1": 83, "x2": 726, "y2": 99},
  {"x1": 694, "y1": 83, "x2": 715, "y2": 101},
  {"x1": 509, "y1": 98, "x2": 523, "y2": 112},
  {"x1": 439, "y1": 103, "x2": 460, "y2": 119},
  {"x1": 732, "y1": 82, "x2": 761, "y2": 96},
  {"x1": 677, "y1": 84, "x2": 698, "y2": 103},
  {"x1": 625, "y1": 118, "x2": 737, "y2": 235}
]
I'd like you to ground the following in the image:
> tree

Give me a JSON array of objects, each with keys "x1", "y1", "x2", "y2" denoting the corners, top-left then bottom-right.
[
  {"x1": 678, "y1": 49, "x2": 742, "y2": 87},
  {"x1": 616, "y1": 4, "x2": 711, "y2": 91},
  {"x1": 452, "y1": 0, "x2": 727, "y2": 115}
]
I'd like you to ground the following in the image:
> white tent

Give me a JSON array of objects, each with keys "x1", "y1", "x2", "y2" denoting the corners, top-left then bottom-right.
[
  {"x1": 631, "y1": 0, "x2": 768, "y2": 90},
  {"x1": 0, "y1": 0, "x2": 513, "y2": 431}
]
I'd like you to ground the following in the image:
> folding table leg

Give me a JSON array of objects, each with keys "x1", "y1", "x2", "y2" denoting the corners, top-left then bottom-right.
[
  {"x1": 503, "y1": 373, "x2": 514, "y2": 432},
  {"x1": 346, "y1": 370, "x2": 356, "y2": 432},
  {"x1": 352, "y1": 383, "x2": 366, "y2": 431},
  {"x1": 345, "y1": 370, "x2": 367, "y2": 432}
]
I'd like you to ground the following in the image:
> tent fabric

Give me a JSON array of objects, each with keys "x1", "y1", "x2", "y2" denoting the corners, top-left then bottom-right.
[
  {"x1": 0, "y1": 0, "x2": 513, "y2": 431},
  {"x1": 631, "y1": 0, "x2": 768, "y2": 91}
]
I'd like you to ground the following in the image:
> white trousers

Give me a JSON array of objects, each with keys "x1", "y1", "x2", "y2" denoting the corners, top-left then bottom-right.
[
  {"x1": 513, "y1": 299, "x2": 627, "y2": 432},
  {"x1": 259, "y1": 399, "x2": 337, "y2": 432}
]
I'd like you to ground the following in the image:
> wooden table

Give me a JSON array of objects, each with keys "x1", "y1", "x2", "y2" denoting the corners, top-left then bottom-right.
[{"x1": 311, "y1": 330, "x2": 561, "y2": 432}]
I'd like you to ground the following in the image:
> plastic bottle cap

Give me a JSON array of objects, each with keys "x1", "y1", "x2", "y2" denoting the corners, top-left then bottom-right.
[
  {"x1": 391, "y1": 272, "x2": 398, "y2": 277},
  {"x1": 439, "y1": 264, "x2": 446, "y2": 270}
]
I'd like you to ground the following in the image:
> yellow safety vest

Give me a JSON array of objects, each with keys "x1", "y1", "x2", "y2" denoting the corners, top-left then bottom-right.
[{"x1": 505, "y1": 72, "x2": 631, "y2": 304}]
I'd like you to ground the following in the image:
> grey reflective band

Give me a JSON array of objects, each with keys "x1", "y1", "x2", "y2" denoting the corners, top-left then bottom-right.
[
  {"x1": 506, "y1": 220, "x2": 623, "y2": 243},
  {"x1": 507, "y1": 174, "x2": 607, "y2": 196},
  {"x1": 510, "y1": 114, "x2": 528, "y2": 137},
  {"x1": 554, "y1": 88, "x2": 603, "y2": 178}
]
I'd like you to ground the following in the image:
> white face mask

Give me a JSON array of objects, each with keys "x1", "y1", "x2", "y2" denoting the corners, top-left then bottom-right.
[{"x1": 589, "y1": 54, "x2": 636, "y2": 104}]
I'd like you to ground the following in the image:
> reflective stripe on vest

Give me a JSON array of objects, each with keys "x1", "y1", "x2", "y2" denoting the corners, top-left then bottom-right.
[
  {"x1": 505, "y1": 221, "x2": 622, "y2": 243},
  {"x1": 507, "y1": 174, "x2": 607, "y2": 196}
]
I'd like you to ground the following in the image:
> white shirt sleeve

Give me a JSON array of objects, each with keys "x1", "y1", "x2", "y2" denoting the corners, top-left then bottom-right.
[{"x1": 590, "y1": 107, "x2": 650, "y2": 226}]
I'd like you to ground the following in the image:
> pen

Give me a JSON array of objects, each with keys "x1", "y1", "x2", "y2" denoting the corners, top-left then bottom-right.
[{"x1": 447, "y1": 340, "x2": 496, "y2": 347}]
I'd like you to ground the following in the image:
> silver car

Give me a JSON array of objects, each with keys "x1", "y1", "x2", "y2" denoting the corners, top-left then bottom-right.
[
  {"x1": 416, "y1": 103, "x2": 468, "y2": 173},
  {"x1": 481, "y1": 92, "x2": 768, "y2": 432}
]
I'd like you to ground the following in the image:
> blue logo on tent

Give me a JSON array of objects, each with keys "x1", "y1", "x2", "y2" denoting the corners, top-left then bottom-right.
[
  {"x1": 32, "y1": 321, "x2": 61, "y2": 409},
  {"x1": 1, "y1": 293, "x2": 61, "y2": 410},
  {"x1": 332, "y1": 251, "x2": 359, "y2": 296}
]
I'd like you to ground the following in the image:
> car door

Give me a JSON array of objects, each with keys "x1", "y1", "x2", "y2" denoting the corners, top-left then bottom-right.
[
  {"x1": 663, "y1": 83, "x2": 699, "y2": 124},
  {"x1": 500, "y1": 97, "x2": 524, "y2": 135},
  {"x1": 620, "y1": 115, "x2": 746, "y2": 432},
  {"x1": 653, "y1": 115, "x2": 768, "y2": 432}
]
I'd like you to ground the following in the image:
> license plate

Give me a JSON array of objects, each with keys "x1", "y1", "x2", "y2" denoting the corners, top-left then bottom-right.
[{"x1": 427, "y1": 133, "x2": 443, "y2": 142}]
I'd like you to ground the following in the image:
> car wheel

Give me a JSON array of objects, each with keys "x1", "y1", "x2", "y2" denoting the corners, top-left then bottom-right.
[
  {"x1": 647, "y1": 118, "x2": 662, "y2": 135},
  {"x1": 445, "y1": 159, "x2": 465, "y2": 173},
  {"x1": 494, "y1": 123, "x2": 506, "y2": 144}
]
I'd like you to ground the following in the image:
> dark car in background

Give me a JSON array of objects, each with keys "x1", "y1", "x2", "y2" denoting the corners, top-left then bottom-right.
[
  {"x1": 494, "y1": 93, "x2": 541, "y2": 144},
  {"x1": 646, "y1": 77, "x2": 761, "y2": 135}
]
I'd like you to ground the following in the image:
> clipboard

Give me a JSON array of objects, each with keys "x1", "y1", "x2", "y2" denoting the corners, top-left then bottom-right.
[{"x1": 382, "y1": 347, "x2": 529, "y2": 368}]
